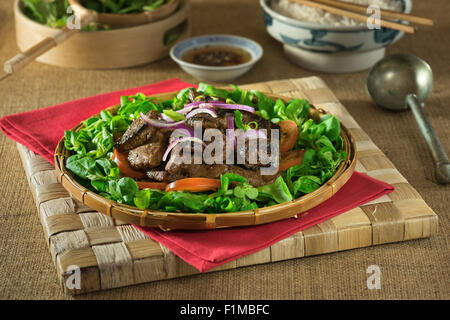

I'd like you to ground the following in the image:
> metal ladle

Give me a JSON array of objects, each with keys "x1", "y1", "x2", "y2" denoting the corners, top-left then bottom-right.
[{"x1": 367, "y1": 53, "x2": 450, "y2": 184}]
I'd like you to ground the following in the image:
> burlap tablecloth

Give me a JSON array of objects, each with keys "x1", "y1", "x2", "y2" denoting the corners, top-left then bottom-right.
[{"x1": 0, "y1": 0, "x2": 448, "y2": 299}]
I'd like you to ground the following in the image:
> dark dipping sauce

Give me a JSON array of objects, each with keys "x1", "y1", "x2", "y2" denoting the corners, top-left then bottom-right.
[{"x1": 182, "y1": 46, "x2": 252, "y2": 67}]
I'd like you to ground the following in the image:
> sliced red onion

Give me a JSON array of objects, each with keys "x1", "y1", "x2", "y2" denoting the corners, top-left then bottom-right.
[
  {"x1": 162, "y1": 136, "x2": 206, "y2": 161},
  {"x1": 171, "y1": 126, "x2": 194, "y2": 140},
  {"x1": 179, "y1": 100, "x2": 227, "y2": 114},
  {"x1": 184, "y1": 100, "x2": 224, "y2": 107},
  {"x1": 209, "y1": 103, "x2": 255, "y2": 113},
  {"x1": 140, "y1": 112, "x2": 184, "y2": 129},
  {"x1": 179, "y1": 102, "x2": 255, "y2": 115},
  {"x1": 183, "y1": 101, "x2": 205, "y2": 108},
  {"x1": 178, "y1": 103, "x2": 214, "y2": 114},
  {"x1": 177, "y1": 104, "x2": 201, "y2": 114},
  {"x1": 159, "y1": 113, "x2": 175, "y2": 123},
  {"x1": 240, "y1": 129, "x2": 267, "y2": 140},
  {"x1": 227, "y1": 116, "x2": 236, "y2": 148},
  {"x1": 185, "y1": 108, "x2": 218, "y2": 119},
  {"x1": 227, "y1": 115, "x2": 234, "y2": 130}
]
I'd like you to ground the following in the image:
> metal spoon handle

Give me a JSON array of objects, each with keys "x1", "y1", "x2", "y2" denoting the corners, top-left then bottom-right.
[{"x1": 406, "y1": 94, "x2": 450, "y2": 184}]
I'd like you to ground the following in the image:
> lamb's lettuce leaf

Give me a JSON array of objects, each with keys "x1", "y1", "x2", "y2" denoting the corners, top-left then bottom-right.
[{"x1": 257, "y1": 176, "x2": 293, "y2": 204}]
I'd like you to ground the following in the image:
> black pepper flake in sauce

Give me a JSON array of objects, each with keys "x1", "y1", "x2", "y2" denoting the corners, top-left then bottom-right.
[{"x1": 182, "y1": 46, "x2": 252, "y2": 67}]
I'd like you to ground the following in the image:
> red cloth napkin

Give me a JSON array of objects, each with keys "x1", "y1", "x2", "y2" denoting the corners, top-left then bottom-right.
[{"x1": 0, "y1": 78, "x2": 394, "y2": 272}]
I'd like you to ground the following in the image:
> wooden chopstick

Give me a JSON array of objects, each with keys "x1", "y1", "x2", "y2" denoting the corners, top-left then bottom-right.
[
  {"x1": 313, "y1": 0, "x2": 434, "y2": 26},
  {"x1": 0, "y1": 73, "x2": 11, "y2": 82},
  {"x1": 289, "y1": 0, "x2": 415, "y2": 34}
]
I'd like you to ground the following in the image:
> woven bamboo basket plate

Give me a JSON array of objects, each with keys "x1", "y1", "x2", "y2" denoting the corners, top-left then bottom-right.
[{"x1": 54, "y1": 91, "x2": 357, "y2": 230}]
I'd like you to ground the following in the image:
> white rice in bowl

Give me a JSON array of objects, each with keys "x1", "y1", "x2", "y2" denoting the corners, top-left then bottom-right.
[{"x1": 271, "y1": 0, "x2": 403, "y2": 26}]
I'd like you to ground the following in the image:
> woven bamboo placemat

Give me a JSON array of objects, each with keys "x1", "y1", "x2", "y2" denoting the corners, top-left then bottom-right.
[{"x1": 16, "y1": 76, "x2": 438, "y2": 295}]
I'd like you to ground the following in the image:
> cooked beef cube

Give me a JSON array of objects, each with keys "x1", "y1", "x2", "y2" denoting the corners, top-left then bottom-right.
[
  {"x1": 204, "y1": 129, "x2": 235, "y2": 164},
  {"x1": 128, "y1": 143, "x2": 165, "y2": 171},
  {"x1": 187, "y1": 88, "x2": 225, "y2": 104},
  {"x1": 185, "y1": 111, "x2": 230, "y2": 130},
  {"x1": 234, "y1": 113, "x2": 280, "y2": 168},
  {"x1": 132, "y1": 107, "x2": 281, "y2": 188},
  {"x1": 235, "y1": 134, "x2": 262, "y2": 168},
  {"x1": 185, "y1": 164, "x2": 228, "y2": 178},
  {"x1": 235, "y1": 137, "x2": 281, "y2": 169},
  {"x1": 164, "y1": 146, "x2": 278, "y2": 187},
  {"x1": 164, "y1": 145, "x2": 202, "y2": 174},
  {"x1": 165, "y1": 162, "x2": 278, "y2": 187},
  {"x1": 147, "y1": 163, "x2": 228, "y2": 182},
  {"x1": 146, "y1": 170, "x2": 186, "y2": 182},
  {"x1": 164, "y1": 142, "x2": 222, "y2": 176},
  {"x1": 185, "y1": 109, "x2": 280, "y2": 168},
  {"x1": 164, "y1": 136, "x2": 226, "y2": 170},
  {"x1": 241, "y1": 111, "x2": 280, "y2": 136},
  {"x1": 185, "y1": 114, "x2": 221, "y2": 129},
  {"x1": 115, "y1": 110, "x2": 162, "y2": 152},
  {"x1": 185, "y1": 109, "x2": 279, "y2": 136},
  {"x1": 226, "y1": 166, "x2": 279, "y2": 187}
]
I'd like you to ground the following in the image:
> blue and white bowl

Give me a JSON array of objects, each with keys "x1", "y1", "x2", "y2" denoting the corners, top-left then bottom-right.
[
  {"x1": 170, "y1": 34, "x2": 263, "y2": 82},
  {"x1": 260, "y1": 0, "x2": 412, "y2": 73}
]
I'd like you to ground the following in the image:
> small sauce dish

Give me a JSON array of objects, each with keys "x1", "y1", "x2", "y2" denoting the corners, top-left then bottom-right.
[{"x1": 170, "y1": 34, "x2": 263, "y2": 82}]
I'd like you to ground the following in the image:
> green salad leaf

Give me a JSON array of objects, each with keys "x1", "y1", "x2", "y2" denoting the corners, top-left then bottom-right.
[
  {"x1": 66, "y1": 154, "x2": 104, "y2": 180},
  {"x1": 108, "y1": 177, "x2": 139, "y2": 204},
  {"x1": 198, "y1": 83, "x2": 230, "y2": 100},
  {"x1": 118, "y1": 93, "x2": 161, "y2": 120},
  {"x1": 293, "y1": 175, "x2": 322, "y2": 196},
  {"x1": 169, "y1": 88, "x2": 193, "y2": 110},
  {"x1": 163, "y1": 110, "x2": 185, "y2": 121},
  {"x1": 257, "y1": 176, "x2": 293, "y2": 204}
]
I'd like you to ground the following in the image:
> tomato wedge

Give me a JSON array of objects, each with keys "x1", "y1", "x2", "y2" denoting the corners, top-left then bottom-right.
[
  {"x1": 278, "y1": 120, "x2": 299, "y2": 153},
  {"x1": 112, "y1": 148, "x2": 146, "y2": 179},
  {"x1": 136, "y1": 181, "x2": 168, "y2": 190},
  {"x1": 165, "y1": 178, "x2": 221, "y2": 193},
  {"x1": 278, "y1": 149, "x2": 305, "y2": 172}
]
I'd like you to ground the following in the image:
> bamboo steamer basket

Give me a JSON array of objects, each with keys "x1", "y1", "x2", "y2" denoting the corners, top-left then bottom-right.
[
  {"x1": 14, "y1": 0, "x2": 191, "y2": 69},
  {"x1": 54, "y1": 91, "x2": 357, "y2": 231}
]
